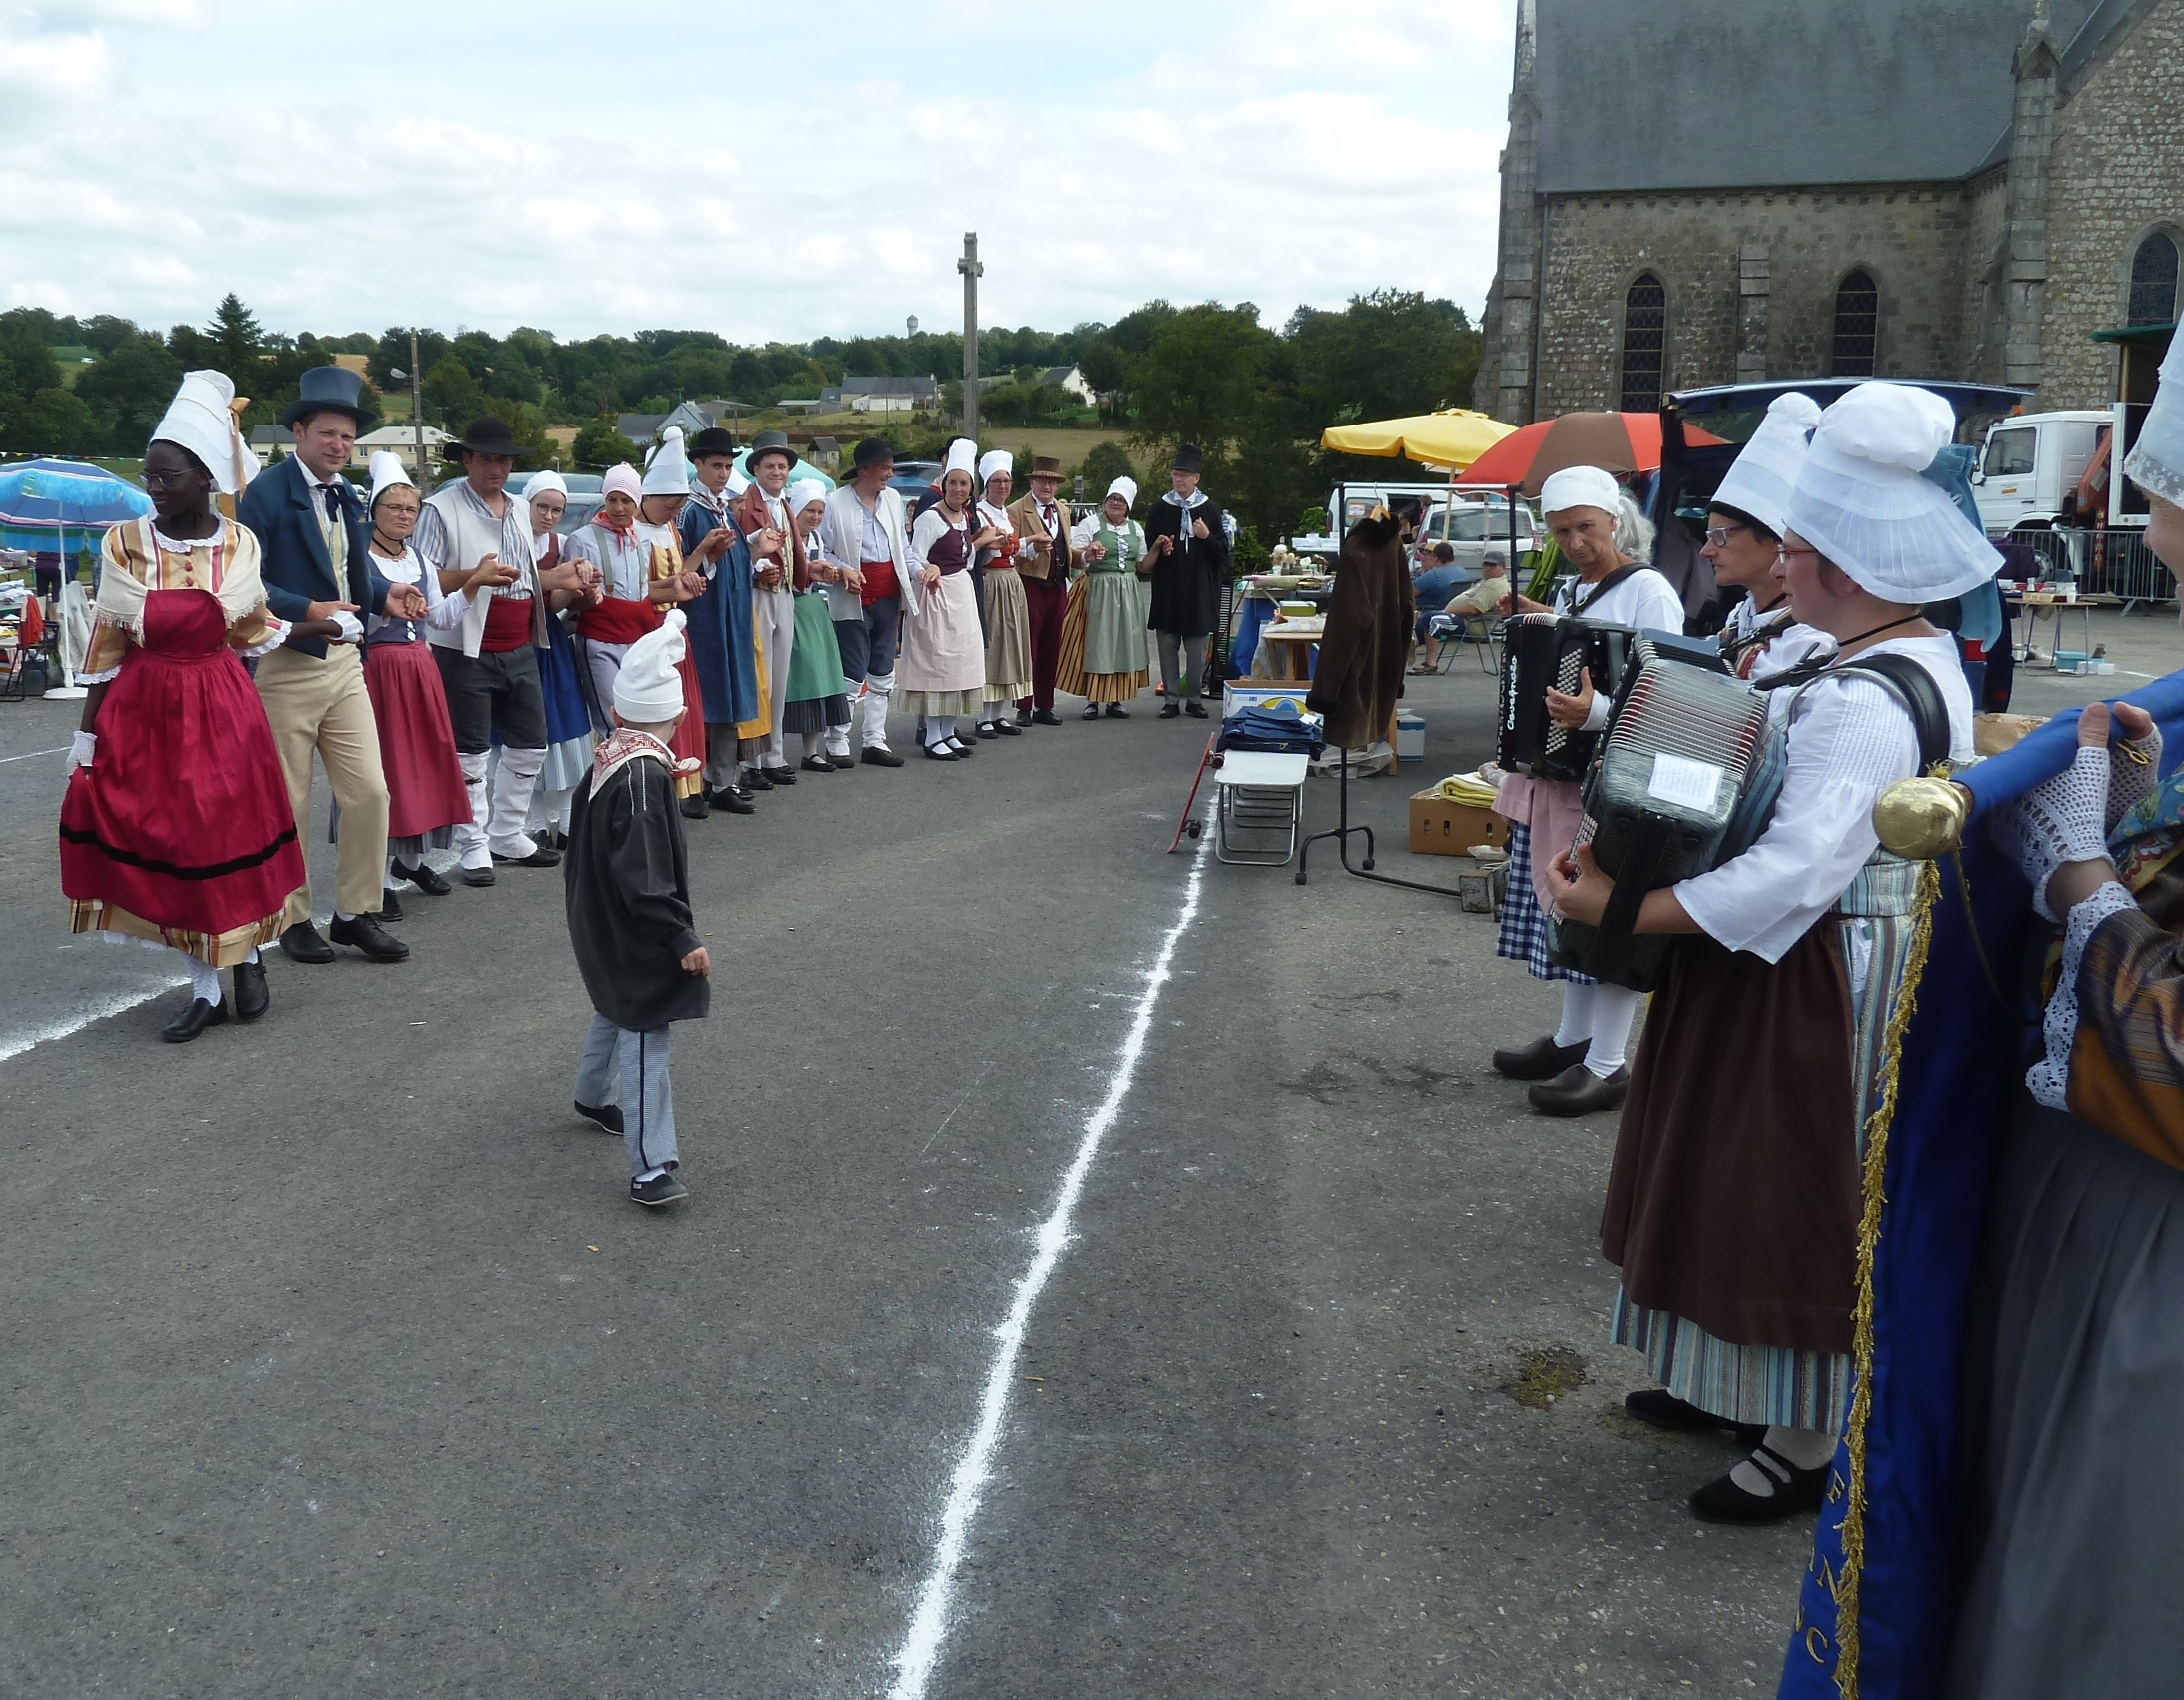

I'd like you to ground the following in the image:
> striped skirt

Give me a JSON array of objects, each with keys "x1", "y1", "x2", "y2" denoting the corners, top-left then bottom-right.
[
  {"x1": 1495, "y1": 822, "x2": 1595, "y2": 984},
  {"x1": 1611, "y1": 864, "x2": 1923, "y2": 1431}
]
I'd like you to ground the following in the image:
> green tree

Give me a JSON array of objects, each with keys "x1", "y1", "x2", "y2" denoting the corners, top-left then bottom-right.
[
  {"x1": 75, "y1": 334, "x2": 182, "y2": 452},
  {"x1": 204, "y1": 293, "x2": 265, "y2": 387},
  {"x1": 1126, "y1": 303, "x2": 1273, "y2": 465},
  {"x1": 572, "y1": 417, "x2": 641, "y2": 469},
  {"x1": 8, "y1": 386, "x2": 99, "y2": 454},
  {"x1": 1286, "y1": 290, "x2": 1480, "y2": 427},
  {"x1": 424, "y1": 354, "x2": 487, "y2": 425},
  {"x1": 1079, "y1": 439, "x2": 1137, "y2": 496}
]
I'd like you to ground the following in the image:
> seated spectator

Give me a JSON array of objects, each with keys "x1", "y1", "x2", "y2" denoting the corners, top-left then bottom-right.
[{"x1": 1413, "y1": 553, "x2": 1512, "y2": 671}]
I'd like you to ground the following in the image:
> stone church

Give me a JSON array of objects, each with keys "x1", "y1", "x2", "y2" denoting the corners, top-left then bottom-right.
[{"x1": 1473, "y1": 0, "x2": 2184, "y2": 424}]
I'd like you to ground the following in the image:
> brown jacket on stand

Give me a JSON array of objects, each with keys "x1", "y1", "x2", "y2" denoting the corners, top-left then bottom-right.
[
  {"x1": 1306, "y1": 513, "x2": 1413, "y2": 750},
  {"x1": 1005, "y1": 492, "x2": 1074, "y2": 581}
]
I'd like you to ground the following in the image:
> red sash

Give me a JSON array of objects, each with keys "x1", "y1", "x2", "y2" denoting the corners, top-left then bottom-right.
[
  {"x1": 859, "y1": 558, "x2": 900, "y2": 605},
  {"x1": 577, "y1": 596, "x2": 663, "y2": 645},
  {"x1": 480, "y1": 594, "x2": 535, "y2": 652}
]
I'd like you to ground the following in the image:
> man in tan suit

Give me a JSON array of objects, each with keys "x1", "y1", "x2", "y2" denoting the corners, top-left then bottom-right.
[{"x1": 1005, "y1": 455, "x2": 1074, "y2": 726}]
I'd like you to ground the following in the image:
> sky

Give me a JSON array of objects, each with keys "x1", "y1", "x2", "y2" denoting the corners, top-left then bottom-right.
[{"x1": 0, "y1": 0, "x2": 1517, "y2": 345}]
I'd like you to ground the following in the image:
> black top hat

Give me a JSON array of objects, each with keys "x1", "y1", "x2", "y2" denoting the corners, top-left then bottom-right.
[
  {"x1": 849, "y1": 436, "x2": 897, "y2": 471},
  {"x1": 687, "y1": 426, "x2": 737, "y2": 461},
  {"x1": 1172, "y1": 442, "x2": 1205, "y2": 474},
  {"x1": 746, "y1": 428, "x2": 798, "y2": 469},
  {"x1": 446, "y1": 416, "x2": 535, "y2": 459},
  {"x1": 280, "y1": 366, "x2": 379, "y2": 432}
]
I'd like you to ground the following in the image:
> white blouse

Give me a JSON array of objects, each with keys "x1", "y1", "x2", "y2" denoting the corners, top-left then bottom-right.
[
  {"x1": 1558, "y1": 566, "x2": 1688, "y2": 731},
  {"x1": 1674, "y1": 634, "x2": 1976, "y2": 963},
  {"x1": 366, "y1": 543, "x2": 471, "y2": 639}
]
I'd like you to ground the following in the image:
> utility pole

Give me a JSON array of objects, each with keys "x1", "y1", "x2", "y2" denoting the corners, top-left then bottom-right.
[
  {"x1": 958, "y1": 232, "x2": 982, "y2": 441},
  {"x1": 409, "y1": 327, "x2": 426, "y2": 479}
]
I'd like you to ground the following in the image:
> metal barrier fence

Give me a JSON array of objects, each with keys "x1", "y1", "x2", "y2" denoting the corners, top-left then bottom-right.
[{"x1": 2009, "y1": 526, "x2": 2177, "y2": 606}]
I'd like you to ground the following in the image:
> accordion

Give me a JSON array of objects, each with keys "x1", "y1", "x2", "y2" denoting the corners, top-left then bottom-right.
[
  {"x1": 1496, "y1": 614, "x2": 1637, "y2": 781},
  {"x1": 1549, "y1": 636, "x2": 1786, "y2": 990}
]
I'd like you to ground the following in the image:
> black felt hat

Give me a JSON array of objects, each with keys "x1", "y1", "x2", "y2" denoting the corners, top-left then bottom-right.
[
  {"x1": 849, "y1": 436, "x2": 897, "y2": 471},
  {"x1": 687, "y1": 426, "x2": 738, "y2": 460},
  {"x1": 1172, "y1": 442, "x2": 1205, "y2": 474},
  {"x1": 446, "y1": 416, "x2": 535, "y2": 459},
  {"x1": 280, "y1": 366, "x2": 379, "y2": 432}
]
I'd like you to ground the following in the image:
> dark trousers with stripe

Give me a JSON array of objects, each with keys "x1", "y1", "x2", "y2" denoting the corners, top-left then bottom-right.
[
  {"x1": 575, "y1": 1013, "x2": 679, "y2": 1176},
  {"x1": 1019, "y1": 574, "x2": 1067, "y2": 711}
]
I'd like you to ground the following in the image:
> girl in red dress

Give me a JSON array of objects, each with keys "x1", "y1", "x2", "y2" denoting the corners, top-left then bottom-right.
[{"x1": 59, "y1": 371, "x2": 308, "y2": 1043}]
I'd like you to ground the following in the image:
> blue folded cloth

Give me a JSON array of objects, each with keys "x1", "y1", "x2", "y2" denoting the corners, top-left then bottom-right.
[{"x1": 1218, "y1": 703, "x2": 1326, "y2": 756}]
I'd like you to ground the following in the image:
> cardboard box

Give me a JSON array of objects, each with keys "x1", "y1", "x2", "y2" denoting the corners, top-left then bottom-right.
[
  {"x1": 1409, "y1": 789, "x2": 1511, "y2": 857},
  {"x1": 1395, "y1": 712, "x2": 1425, "y2": 761}
]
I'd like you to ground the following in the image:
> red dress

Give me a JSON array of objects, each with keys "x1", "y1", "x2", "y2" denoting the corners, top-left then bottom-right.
[
  {"x1": 61, "y1": 582, "x2": 305, "y2": 966},
  {"x1": 361, "y1": 554, "x2": 473, "y2": 846}
]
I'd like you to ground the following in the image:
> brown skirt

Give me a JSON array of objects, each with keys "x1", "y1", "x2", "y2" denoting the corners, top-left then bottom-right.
[{"x1": 1600, "y1": 922, "x2": 1860, "y2": 1356}]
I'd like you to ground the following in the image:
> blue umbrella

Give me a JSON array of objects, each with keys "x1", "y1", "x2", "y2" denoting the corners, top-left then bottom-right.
[{"x1": 0, "y1": 457, "x2": 153, "y2": 554}]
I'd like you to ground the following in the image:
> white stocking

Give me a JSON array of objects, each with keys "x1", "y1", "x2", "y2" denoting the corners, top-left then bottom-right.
[
  {"x1": 1585, "y1": 985, "x2": 1642, "y2": 1077},
  {"x1": 455, "y1": 751, "x2": 491, "y2": 866},
  {"x1": 490, "y1": 747, "x2": 546, "y2": 858},
  {"x1": 185, "y1": 951, "x2": 222, "y2": 1006}
]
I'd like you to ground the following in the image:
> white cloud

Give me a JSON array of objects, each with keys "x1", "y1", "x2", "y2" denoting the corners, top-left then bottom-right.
[{"x1": 0, "y1": 0, "x2": 1518, "y2": 342}]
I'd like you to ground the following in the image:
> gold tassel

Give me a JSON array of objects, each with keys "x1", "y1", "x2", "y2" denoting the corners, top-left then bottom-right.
[{"x1": 1832, "y1": 856, "x2": 1942, "y2": 1698}]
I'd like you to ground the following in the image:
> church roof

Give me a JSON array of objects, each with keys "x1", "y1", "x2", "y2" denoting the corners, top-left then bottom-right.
[{"x1": 1534, "y1": 0, "x2": 2100, "y2": 195}]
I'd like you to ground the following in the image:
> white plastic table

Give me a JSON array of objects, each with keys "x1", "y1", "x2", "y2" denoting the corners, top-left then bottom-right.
[{"x1": 1213, "y1": 751, "x2": 1311, "y2": 866}]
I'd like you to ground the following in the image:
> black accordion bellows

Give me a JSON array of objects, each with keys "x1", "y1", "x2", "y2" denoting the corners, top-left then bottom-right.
[
  {"x1": 1495, "y1": 614, "x2": 1636, "y2": 781},
  {"x1": 1550, "y1": 643, "x2": 1781, "y2": 990}
]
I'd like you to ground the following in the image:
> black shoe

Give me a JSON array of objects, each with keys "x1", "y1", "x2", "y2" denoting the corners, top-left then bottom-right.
[
  {"x1": 161, "y1": 996, "x2": 229, "y2": 1044},
  {"x1": 1527, "y1": 1062, "x2": 1631, "y2": 1117},
  {"x1": 1033, "y1": 709, "x2": 1063, "y2": 726},
  {"x1": 973, "y1": 723, "x2": 999, "y2": 740},
  {"x1": 394, "y1": 860, "x2": 452, "y2": 896},
  {"x1": 922, "y1": 743, "x2": 958, "y2": 761},
  {"x1": 801, "y1": 753, "x2": 837, "y2": 772},
  {"x1": 1491, "y1": 1034, "x2": 1591, "y2": 1081},
  {"x1": 492, "y1": 844, "x2": 561, "y2": 868},
  {"x1": 630, "y1": 1171, "x2": 689, "y2": 1207},
  {"x1": 744, "y1": 768, "x2": 774, "y2": 791},
  {"x1": 1183, "y1": 699, "x2": 1208, "y2": 718},
  {"x1": 1105, "y1": 704, "x2": 1130, "y2": 719},
  {"x1": 680, "y1": 795, "x2": 709, "y2": 820},
  {"x1": 1689, "y1": 1444, "x2": 1831, "y2": 1525},
  {"x1": 992, "y1": 719, "x2": 1022, "y2": 735},
  {"x1": 861, "y1": 746, "x2": 905, "y2": 768},
  {"x1": 1158, "y1": 703, "x2": 1181, "y2": 719},
  {"x1": 460, "y1": 864, "x2": 497, "y2": 888},
  {"x1": 1015, "y1": 709, "x2": 1034, "y2": 726},
  {"x1": 279, "y1": 921, "x2": 335, "y2": 964},
  {"x1": 231, "y1": 959, "x2": 269, "y2": 1023},
  {"x1": 377, "y1": 888, "x2": 405, "y2": 922},
  {"x1": 1626, "y1": 1389, "x2": 1766, "y2": 1448},
  {"x1": 329, "y1": 912, "x2": 412, "y2": 962},
  {"x1": 575, "y1": 1100, "x2": 624, "y2": 1134},
  {"x1": 947, "y1": 737, "x2": 975, "y2": 757},
  {"x1": 763, "y1": 766, "x2": 798, "y2": 786},
  {"x1": 710, "y1": 786, "x2": 755, "y2": 815}
]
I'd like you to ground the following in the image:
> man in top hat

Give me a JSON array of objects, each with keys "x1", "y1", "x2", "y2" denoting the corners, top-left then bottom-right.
[
  {"x1": 1143, "y1": 442, "x2": 1230, "y2": 718},
  {"x1": 238, "y1": 364, "x2": 423, "y2": 964},
  {"x1": 415, "y1": 415, "x2": 562, "y2": 886},
  {"x1": 821, "y1": 437, "x2": 911, "y2": 766},
  {"x1": 733, "y1": 429, "x2": 804, "y2": 788},
  {"x1": 1005, "y1": 454, "x2": 1075, "y2": 726},
  {"x1": 676, "y1": 425, "x2": 765, "y2": 813}
]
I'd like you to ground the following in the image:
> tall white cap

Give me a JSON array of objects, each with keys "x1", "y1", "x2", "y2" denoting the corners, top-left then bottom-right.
[
  {"x1": 1710, "y1": 392, "x2": 1821, "y2": 537},
  {"x1": 614, "y1": 608, "x2": 688, "y2": 723},
  {"x1": 366, "y1": 450, "x2": 415, "y2": 510},
  {"x1": 640, "y1": 425, "x2": 689, "y2": 496},
  {"x1": 151, "y1": 369, "x2": 256, "y2": 495}
]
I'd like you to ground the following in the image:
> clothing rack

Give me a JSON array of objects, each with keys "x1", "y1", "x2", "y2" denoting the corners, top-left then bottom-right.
[{"x1": 1295, "y1": 746, "x2": 1470, "y2": 898}]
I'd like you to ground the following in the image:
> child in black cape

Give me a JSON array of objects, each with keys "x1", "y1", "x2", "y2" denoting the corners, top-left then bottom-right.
[{"x1": 564, "y1": 609, "x2": 711, "y2": 1206}]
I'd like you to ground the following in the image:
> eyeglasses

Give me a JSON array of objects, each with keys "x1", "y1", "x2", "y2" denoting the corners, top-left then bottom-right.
[
  {"x1": 143, "y1": 467, "x2": 194, "y2": 490},
  {"x1": 1702, "y1": 524, "x2": 1749, "y2": 548},
  {"x1": 1774, "y1": 544, "x2": 1823, "y2": 564}
]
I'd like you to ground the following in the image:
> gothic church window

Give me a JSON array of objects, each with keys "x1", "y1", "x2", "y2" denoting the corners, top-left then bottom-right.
[
  {"x1": 1832, "y1": 271, "x2": 1879, "y2": 377},
  {"x1": 1620, "y1": 274, "x2": 1666, "y2": 412},
  {"x1": 2128, "y1": 232, "x2": 2180, "y2": 326}
]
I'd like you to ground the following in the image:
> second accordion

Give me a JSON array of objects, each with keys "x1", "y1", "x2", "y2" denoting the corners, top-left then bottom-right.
[
  {"x1": 1496, "y1": 613, "x2": 1636, "y2": 781},
  {"x1": 1549, "y1": 635, "x2": 1786, "y2": 990}
]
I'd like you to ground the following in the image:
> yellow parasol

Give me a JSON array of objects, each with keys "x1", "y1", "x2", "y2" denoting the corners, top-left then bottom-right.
[{"x1": 1319, "y1": 407, "x2": 1516, "y2": 472}]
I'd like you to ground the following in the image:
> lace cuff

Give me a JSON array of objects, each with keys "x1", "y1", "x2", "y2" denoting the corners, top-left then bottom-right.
[
  {"x1": 74, "y1": 664, "x2": 123, "y2": 685},
  {"x1": 2027, "y1": 881, "x2": 2142, "y2": 1110},
  {"x1": 238, "y1": 616, "x2": 291, "y2": 659}
]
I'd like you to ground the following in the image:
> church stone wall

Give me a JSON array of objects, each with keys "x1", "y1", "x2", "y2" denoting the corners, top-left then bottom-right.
[
  {"x1": 1534, "y1": 187, "x2": 1975, "y2": 416},
  {"x1": 2038, "y1": 0, "x2": 2184, "y2": 409},
  {"x1": 1958, "y1": 166, "x2": 2011, "y2": 387}
]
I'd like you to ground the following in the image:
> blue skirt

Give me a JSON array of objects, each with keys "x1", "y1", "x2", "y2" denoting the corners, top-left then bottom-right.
[{"x1": 535, "y1": 613, "x2": 595, "y2": 792}]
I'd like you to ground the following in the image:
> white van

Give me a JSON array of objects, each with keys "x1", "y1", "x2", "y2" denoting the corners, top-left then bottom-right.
[{"x1": 1972, "y1": 411, "x2": 2109, "y2": 539}]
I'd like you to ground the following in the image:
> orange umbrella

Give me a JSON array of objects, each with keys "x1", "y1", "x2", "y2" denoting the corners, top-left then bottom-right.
[{"x1": 1463, "y1": 411, "x2": 1722, "y2": 495}]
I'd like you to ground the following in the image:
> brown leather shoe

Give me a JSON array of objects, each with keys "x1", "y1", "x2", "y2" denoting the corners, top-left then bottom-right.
[
  {"x1": 1491, "y1": 1034, "x2": 1591, "y2": 1081},
  {"x1": 1527, "y1": 1062, "x2": 1630, "y2": 1117}
]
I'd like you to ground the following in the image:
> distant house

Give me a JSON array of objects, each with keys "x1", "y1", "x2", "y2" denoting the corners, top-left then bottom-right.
[
  {"x1": 618, "y1": 399, "x2": 752, "y2": 444},
  {"x1": 1040, "y1": 365, "x2": 1097, "y2": 405},
  {"x1": 777, "y1": 398, "x2": 825, "y2": 416},
  {"x1": 248, "y1": 425, "x2": 287, "y2": 465},
  {"x1": 808, "y1": 435, "x2": 841, "y2": 468},
  {"x1": 820, "y1": 376, "x2": 939, "y2": 416},
  {"x1": 352, "y1": 424, "x2": 451, "y2": 469}
]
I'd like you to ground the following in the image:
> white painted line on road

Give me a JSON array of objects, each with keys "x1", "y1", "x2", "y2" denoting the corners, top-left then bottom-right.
[
  {"x1": 0, "y1": 976, "x2": 189, "y2": 1064},
  {"x1": 888, "y1": 839, "x2": 1211, "y2": 1700},
  {"x1": 0, "y1": 745, "x2": 68, "y2": 765}
]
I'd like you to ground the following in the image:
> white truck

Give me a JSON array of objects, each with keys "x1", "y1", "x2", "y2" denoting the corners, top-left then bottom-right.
[{"x1": 1971, "y1": 409, "x2": 2112, "y2": 540}]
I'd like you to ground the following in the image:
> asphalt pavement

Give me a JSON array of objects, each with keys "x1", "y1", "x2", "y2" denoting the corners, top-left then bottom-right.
[{"x1": 0, "y1": 615, "x2": 2168, "y2": 1698}]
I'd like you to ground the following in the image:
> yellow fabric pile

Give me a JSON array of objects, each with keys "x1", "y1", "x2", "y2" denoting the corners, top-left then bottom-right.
[{"x1": 1436, "y1": 770, "x2": 1500, "y2": 805}]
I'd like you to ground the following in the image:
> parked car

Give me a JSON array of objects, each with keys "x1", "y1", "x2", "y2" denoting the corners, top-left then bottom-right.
[{"x1": 1411, "y1": 496, "x2": 1539, "y2": 580}]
